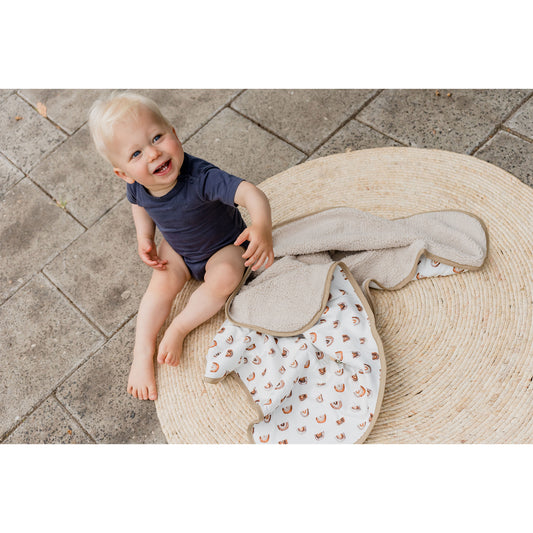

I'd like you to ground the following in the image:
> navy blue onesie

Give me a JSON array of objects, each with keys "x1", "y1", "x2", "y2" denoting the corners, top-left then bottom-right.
[{"x1": 126, "y1": 152, "x2": 247, "y2": 280}]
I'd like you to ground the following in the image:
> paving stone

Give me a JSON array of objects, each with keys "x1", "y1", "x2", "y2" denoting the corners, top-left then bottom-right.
[
  {"x1": 0, "y1": 93, "x2": 67, "y2": 172},
  {"x1": 475, "y1": 130, "x2": 533, "y2": 188},
  {"x1": 31, "y1": 125, "x2": 124, "y2": 227},
  {"x1": 309, "y1": 119, "x2": 403, "y2": 160},
  {"x1": 3, "y1": 396, "x2": 93, "y2": 444},
  {"x1": 0, "y1": 153, "x2": 24, "y2": 198},
  {"x1": 504, "y1": 96, "x2": 533, "y2": 140},
  {"x1": 0, "y1": 89, "x2": 14, "y2": 104},
  {"x1": 357, "y1": 89, "x2": 531, "y2": 154},
  {"x1": 232, "y1": 89, "x2": 377, "y2": 154},
  {"x1": 137, "y1": 89, "x2": 240, "y2": 141},
  {"x1": 183, "y1": 107, "x2": 305, "y2": 184},
  {"x1": 0, "y1": 274, "x2": 105, "y2": 438},
  {"x1": 18, "y1": 89, "x2": 114, "y2": 134},
  {"x1": 0, "y1": 178, "x2": 85, "y2": 304},
  {"x1": 44, "y1": 198, "x2": 149, "y2": 336},
  {"x1": 57, "y1": 318, "x2": 167, "y2": 444}
]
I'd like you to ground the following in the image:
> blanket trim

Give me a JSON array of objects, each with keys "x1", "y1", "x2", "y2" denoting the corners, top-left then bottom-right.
[
  {"x1": 207, "y1": 261, "x2": 388, "y2": 444},
  {"x1": 362, "y1": 247, "x2": 486, "y2": 310},
  {"x1": 269, "y1": 206, "x2": 489, "y2": 260},
  {"x1": 225, "y1": 261, "x2": 339, "y2": 337},
  {"x1": 224, "y1": 253, "x2": 486, "y2": 337},
  {"x1": 224, "y1": 207, "x2": 489, "y2": 336}
]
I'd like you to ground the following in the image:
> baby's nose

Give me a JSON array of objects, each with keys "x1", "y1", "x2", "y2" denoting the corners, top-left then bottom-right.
[{"x1": 148, "y1": 146, "x2": 161, "y2": 160}]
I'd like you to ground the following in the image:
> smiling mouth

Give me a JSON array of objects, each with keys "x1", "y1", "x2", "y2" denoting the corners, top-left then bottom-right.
[{"x1": 154, "y1": 160, "x2": 171, "y2": 175}]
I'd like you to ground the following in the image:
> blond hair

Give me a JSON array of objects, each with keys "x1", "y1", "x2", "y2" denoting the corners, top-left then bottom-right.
[{"x1": 88, "y1": 91, "x2": 172, "y2": 163}]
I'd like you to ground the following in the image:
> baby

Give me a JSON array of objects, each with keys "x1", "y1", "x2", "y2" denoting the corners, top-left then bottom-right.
[{"x1": 89, "y1": 92, "x2": 274, "y2": 401}]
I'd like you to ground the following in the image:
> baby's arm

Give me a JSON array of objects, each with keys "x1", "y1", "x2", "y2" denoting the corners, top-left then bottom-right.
[
  {"x1": 234, "y1": 182, "x2": 274, "y2": 271},
  {"x1": 131, "y1": 204, "x2": 168, "y2": 270}
]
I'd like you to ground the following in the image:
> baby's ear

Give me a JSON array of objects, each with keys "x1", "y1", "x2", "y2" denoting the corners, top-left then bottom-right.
[{"x1": 113, "y1": 168, "x2": 135, "y2": 184}]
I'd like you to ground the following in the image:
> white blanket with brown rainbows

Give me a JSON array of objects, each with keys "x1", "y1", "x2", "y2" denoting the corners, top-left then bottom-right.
[
  {"x1": 203, "y1": 207, "x2": 487, "y2": 444},
  {"x1": 205, "y1": 257, "x2": 466, "y2": 444}
]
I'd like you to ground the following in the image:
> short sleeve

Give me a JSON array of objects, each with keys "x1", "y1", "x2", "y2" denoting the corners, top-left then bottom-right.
[
  {"x1": 201, "y1": 165, "x2": 244, "y2": 206},
  {"x1": 126, "y1": 183, "x2": 138, "y2": 204}
]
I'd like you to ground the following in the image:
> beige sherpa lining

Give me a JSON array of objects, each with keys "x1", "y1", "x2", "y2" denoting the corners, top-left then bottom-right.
[{"x1": 225, "y1": 207, "x2": 488, "y2": 336}]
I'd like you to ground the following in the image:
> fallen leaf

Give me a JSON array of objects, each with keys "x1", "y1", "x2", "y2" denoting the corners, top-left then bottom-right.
[{"x1": 36, "y1": 102, "x2": 47, "y2": 118}]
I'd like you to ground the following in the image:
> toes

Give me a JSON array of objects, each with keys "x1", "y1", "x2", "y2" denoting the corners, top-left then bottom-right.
[{"x1": 149, "y1": 386, "x2": 157, "y2": 401}]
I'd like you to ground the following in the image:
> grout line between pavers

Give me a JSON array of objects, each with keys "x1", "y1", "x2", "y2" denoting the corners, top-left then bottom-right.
[
  {"x1": 302, "y1": 90, "x2": 403, "y2": 160},
  {"x1": 301, "y1": 92, "x2": 382, "y2": 160},
  {"x1": 79, "y1": 193, "x2": 126, "y2": 228},
  {"x1": 233, "y1": 89, "x2": 386, "y2": 157},
  {"x1": 69, "y1": 120, "x2": 89, "y2": 137},
  {"x1": 10, "y1": 93, "x2": 80, "y2": 177},
  {"x1": 229, "y1": 105, "x2": 310, "y2": 155},
  {"x1": 0, "y1": 393, "x2": 55, "y2": 443},
  {"x1": 179, "y1": 89, "x2": 247, "y2": 144},
  {"x1": 16, "y1": 91, "x2": 71, "y2": 137},
  {"x1": 0, "y1": 314, "x2": 134, "y2": 443},
  {"x1": 52, "y1": 392, "x2": 98, "y2": 443},
  {"x1": 0, "y1": 149, "x2": 28, "y2": 181},
  {"x1": 353, "y1": 117, "x2": 410, "y2": 147},
  {"x1": 0, "y1": 350, "x2": 102, "y2": 443},
  {"x1": 26, "y1": 175, "x2": 88, "y2": 230},
  {"x1": 0, "y1": 269, "x2": 40, "y2": 309},
  {"x1": 32, "y1": 194, "x2": 128, "y2": 295},
  {"x1": 40, "y1": 269, "x2": 110, "y2": 340},
  {"x1": 500, "y1": 126, "x2": 533, "y2": 145},
  {"x1": 469, "y1": 90, "x2": 533, "y2": 156}
]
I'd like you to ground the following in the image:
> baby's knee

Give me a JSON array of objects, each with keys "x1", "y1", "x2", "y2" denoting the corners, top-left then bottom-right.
[
  {"x1": 205, "y1": 262, "x2": 243, "y2": 296},
  {"x1": 149, "y1": 263, "x2": 189, "y2": 298}
]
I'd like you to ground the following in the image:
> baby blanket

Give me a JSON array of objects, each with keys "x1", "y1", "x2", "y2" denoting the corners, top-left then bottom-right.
[{"x1": 204, "y1": 207, "x2": 488, "y2": 444}]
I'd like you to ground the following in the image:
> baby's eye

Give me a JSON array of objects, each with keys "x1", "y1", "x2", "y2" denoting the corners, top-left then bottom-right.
[
  {"x1": 153, "y1": 134, "x2": 162, "y2": 143},
  {"x1": 131, "y1": 150, "x2": 141, "y2": 159}
]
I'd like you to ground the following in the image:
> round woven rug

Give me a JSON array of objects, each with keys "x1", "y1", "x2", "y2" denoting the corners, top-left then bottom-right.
[{"x1": 155, "y1": 147, "x2": 533, "y2": 444}]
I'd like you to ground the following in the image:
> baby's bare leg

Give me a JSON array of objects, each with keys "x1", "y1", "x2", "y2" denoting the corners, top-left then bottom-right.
[
  {"x1": 128, "y1": 240, "x2": 190, "y2": 401},
  {"x1": 157, "y1": 244, "x2": 245, "y2": 366}
]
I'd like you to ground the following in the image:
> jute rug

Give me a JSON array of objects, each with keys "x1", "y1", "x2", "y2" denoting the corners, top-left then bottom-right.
[{"x1": 155, "y1": 147, "x2": 533, "y2": 444}]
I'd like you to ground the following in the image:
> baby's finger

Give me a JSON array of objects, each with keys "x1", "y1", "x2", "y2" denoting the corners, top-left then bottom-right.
[
  {"x1": 142, "y1": 256, "x2": 157, "y2": 266},
  {"x1": 252, "y1": 252, "x2": 268, "y2": 271},
  {"x1": 234, "y1": 228, "x2": 250, "y2": 246},
  {"x1": 243, "y1": 243, "x2": 259, "y2": 262},
  {"x1": 265, "y1": 252, "x2": 275, "y2": 269},
  {"x1": 249, "y1": 250, "x2": 266, "y2": 269}
]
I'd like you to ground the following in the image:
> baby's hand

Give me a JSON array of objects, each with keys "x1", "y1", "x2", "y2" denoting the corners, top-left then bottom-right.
[
  {"x1": 138, "y1": 237, "x2": 168, "y2": 270},
  {"x1": 234, "y1": 224, "x2": 274, "y2": 271}
]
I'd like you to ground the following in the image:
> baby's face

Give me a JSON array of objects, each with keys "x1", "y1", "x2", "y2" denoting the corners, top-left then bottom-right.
[{"x1": 108, "y1": 106, "x2": 184, "y2": 197}]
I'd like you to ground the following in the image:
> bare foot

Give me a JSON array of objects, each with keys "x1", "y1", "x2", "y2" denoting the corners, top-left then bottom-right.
[
  {"x1": 127, "y1": 351, "x2": 157, "y2": 401},
  {"x1": 157, "y1": 323, "x2": 187, "y2": 366}
]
